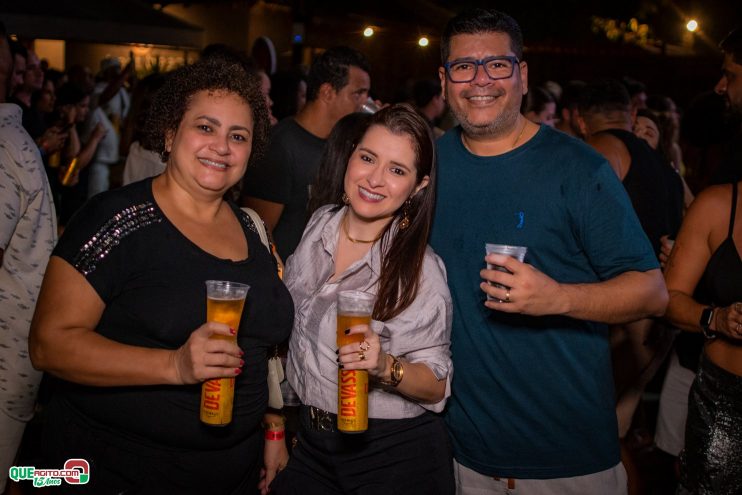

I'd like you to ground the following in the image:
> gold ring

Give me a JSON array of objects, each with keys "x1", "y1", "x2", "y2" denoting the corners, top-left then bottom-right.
[
  {"x1": 359, "y1": 341, "x2": 370, "y2": 351},
  {"x1": 358, "y1": 351, "x2": 366, "y2": 361},
  {"x1": 504, "y1": 289, "x2": 511, "y2": 303}
]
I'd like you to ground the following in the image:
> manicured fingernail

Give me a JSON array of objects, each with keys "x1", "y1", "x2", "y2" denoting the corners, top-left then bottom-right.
[
  {"x1": 239, "y1": 350, "x2": 244, "y2": 357},
  {"x1": 240, "y1": 359, "x2": 245, "y2": 367},
  {"x1": 234, "y1": 368, "x2": 242, "y2": 375},
  {"x1": 338, "y1": 363, "x2": 344, "y2": 369},
  {"x1": 344, "y1": 328, "x2": 350, "y2": 335},
  {"x1": 335, "y1": 349, "x2": 339, "y2": 354},
  {"x1": 229, "y1": 328, "x2": 236, "y2": 335}
]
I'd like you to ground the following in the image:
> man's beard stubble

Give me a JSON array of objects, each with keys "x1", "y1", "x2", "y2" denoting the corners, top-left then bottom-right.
[{"x1": 447, "y1": 90, "x2": 522, "y2": 140}]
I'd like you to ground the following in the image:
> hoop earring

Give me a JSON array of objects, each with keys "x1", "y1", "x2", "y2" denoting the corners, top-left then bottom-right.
[
  {"x1": 342, "y1": 192, "x2": 350, "y2": 205},
  {"x1": 399, "y1": 198, "x2": 412, "y2": 230}
]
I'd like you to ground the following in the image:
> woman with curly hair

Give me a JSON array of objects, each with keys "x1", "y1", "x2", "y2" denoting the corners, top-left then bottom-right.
[{"x1": 29, "y1": 57, "x2": 294, "y2": 494}]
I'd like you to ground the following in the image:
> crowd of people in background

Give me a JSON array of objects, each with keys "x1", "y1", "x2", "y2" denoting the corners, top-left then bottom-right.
[
  {"x1": 1, "y1": 7, "x2": 741, "y2": 495},
  {"x1": 2, "y1": 29, "x2": 738, "y2": 235}
]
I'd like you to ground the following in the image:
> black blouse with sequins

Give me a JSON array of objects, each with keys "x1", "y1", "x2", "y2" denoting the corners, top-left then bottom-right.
[{"x1": 50, "y1": 177, "x2": 294, "y2": 450}]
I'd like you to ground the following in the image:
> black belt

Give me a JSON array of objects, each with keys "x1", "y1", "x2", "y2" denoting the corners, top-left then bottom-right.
[{"x1": 302, "y1": 405, "x2": 338, "y2": 432}]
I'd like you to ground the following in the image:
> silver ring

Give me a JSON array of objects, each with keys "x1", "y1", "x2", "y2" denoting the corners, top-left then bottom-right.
[
  {"x1": 359, "y1": 341, "x2": 370, "y2": 351},
  {"x1": 358, "y1": 351, "x2": 366, "y2": 361},
  {"x1": 504, "y1": 289, "x2": 511, "y2": 303}
]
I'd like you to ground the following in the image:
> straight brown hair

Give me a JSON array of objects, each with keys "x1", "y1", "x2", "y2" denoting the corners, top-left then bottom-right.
[{"x1": 366, "y1": 104, "x2": 437, "y2": 321}]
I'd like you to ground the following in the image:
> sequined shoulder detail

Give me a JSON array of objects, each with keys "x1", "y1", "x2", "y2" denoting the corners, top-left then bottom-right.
[{"x1": 73, "y1": 202, "x2": 162, "y2": 275}]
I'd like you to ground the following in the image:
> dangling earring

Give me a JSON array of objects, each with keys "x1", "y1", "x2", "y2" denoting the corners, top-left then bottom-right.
[
  {"x1": 342, "y1": 192, "x2": 350, "y2": 205},
  {"x1": 399, "y1": 198, "x2": 412, "y2": 230}
]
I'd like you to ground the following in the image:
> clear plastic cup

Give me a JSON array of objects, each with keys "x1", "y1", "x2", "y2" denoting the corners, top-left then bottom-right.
[
  {"x1": 484, "y1": 244, "x2": 527, "y2": 302},
  {"x1": 336, "y1": 290, "x2": 374, "y2": 433},
  {"x1": 360, "y1": 97, "x2": 380, "y2": 114},
  {"x1": 200, "y1": 280, "x2": 250, "y2": 426}
]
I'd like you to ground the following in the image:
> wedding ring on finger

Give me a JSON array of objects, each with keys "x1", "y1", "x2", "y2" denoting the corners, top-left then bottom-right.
[
  {"x1": 359, "y1": 341, "x2": 370, "y2": 352},
  {"x1": 504, "y1": 289, "x2": 511, "y2": 303},
  {"x1": 358, "y1": 351, "x2": 366, "y2": 361}
]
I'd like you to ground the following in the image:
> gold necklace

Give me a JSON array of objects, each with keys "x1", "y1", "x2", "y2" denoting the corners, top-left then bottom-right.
[
  {"x1": 342, "y1": 213, "x2": 382, "y2": 244},
  {"x1": 511, "y1": 117, "x2": 528, "y2": 149},
  {"x1": 462, "y1": 117, "x2": 528, "y2": 153}
]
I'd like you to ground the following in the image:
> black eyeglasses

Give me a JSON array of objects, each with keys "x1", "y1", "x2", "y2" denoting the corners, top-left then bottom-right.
[{"x1": 444, "y1": 56, "x2": 520, "y2": 83}]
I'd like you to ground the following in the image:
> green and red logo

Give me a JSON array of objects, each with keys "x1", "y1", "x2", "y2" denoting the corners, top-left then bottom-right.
[{"x1": 9, "y1": 459, "x2": 90, "y2": 487}]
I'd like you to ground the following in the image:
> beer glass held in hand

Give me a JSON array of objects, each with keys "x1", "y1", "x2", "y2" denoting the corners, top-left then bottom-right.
[
  {"x1": 336, "y1": 290, "x2": 374, "y2": 433},
  {"x1": 200, "y1": 280, "x2": 250, "y2": 426}
]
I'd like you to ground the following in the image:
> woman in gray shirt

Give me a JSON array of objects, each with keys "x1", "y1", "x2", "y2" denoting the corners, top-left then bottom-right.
[{"x1": 269, "y1": 104, "x2": 453, "y2": 494}]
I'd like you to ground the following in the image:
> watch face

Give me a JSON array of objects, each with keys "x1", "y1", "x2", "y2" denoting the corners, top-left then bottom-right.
[
  {"x1": 701, "y1": 307, "x2": 714, "y2": 329},
  {"x1": 392, "y1": 363, "x2": 401, "y2": 382},
  {"x1": 700, "y1": 307, "x2": 717, "y2": 339}
]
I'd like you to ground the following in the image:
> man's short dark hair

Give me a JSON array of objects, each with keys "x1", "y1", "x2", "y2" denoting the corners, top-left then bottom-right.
[
  {"x1": 441, "y1": 8, "x2": 523, "y2": 64},
  {"x1": 305, "y1": 46, "x2": 369, "y2": 102},
  {"x1": 720, "y1": 25, "x2": 742, "y2": 64},
  {"x1": 412, "y1": 79, "x2": 442, "y2": 108},
  {"x1": 578, "y1": 79, "x2": 631, "y2": 115}
]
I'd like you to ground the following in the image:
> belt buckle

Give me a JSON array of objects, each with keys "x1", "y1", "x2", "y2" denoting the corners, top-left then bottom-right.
[{"x1": 309, "y1": 406, "x2": 335, "y2": 432}]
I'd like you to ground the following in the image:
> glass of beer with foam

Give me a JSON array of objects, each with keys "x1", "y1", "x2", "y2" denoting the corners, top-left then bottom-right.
[
  {"x1": 336, "y1": 290, "x2": 374, "y2": 433},
  {"x1": 200, "y1": 280, "x2": 250, "y2": 426}
]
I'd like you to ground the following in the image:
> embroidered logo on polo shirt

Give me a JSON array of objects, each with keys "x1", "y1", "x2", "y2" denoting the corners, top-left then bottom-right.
[{"x1": 516, "y1": 211, "x2": 525, "y2": 229}]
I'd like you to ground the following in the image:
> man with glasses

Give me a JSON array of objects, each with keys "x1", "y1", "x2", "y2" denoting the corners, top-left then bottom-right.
[{"x1": 429, "y1": 9, "x2": 667, "y2": 494}]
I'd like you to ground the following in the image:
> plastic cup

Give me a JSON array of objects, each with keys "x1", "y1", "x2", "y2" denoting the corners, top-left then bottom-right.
[
  {"x1": 484, "y1": 244, "x2": 528, "y2": 302},
  {"x1": 360, "y1": 97, "x2": 380, "y2": 114}
]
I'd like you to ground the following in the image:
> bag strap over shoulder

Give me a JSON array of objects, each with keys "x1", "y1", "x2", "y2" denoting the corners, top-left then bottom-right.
[
  {"x1": 241, "y1": 207, "x2": 270, "y2": 250},
  {"x1": 241, "y1": 207, "x2": 287, "y2": 409},
  {"x1": 240, "y1": 207, "x2": 284, "y2": 279}
]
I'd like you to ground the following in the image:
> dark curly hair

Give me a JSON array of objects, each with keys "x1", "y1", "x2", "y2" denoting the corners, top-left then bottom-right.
[{"x1": 143, "y1": 57, "x2": 270, "y2": 169}]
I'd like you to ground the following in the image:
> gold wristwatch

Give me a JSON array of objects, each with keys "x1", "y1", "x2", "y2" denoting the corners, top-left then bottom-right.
[{"x1": 380, "y1": 354, "x2": 404, "y2": 387}]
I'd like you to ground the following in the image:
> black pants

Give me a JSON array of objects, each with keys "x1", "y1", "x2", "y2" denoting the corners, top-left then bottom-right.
[
  {"x1": 271, "y1": 406, "x2": 454, "y2": 495},
  {"x1": 41, "y1": 396, "x2": 261, "y2": 495}
]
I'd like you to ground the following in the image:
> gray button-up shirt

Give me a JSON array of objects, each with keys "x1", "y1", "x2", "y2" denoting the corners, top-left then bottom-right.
[{"x1": 284, "y1": 205, "x2": 453, "y2": 418}]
